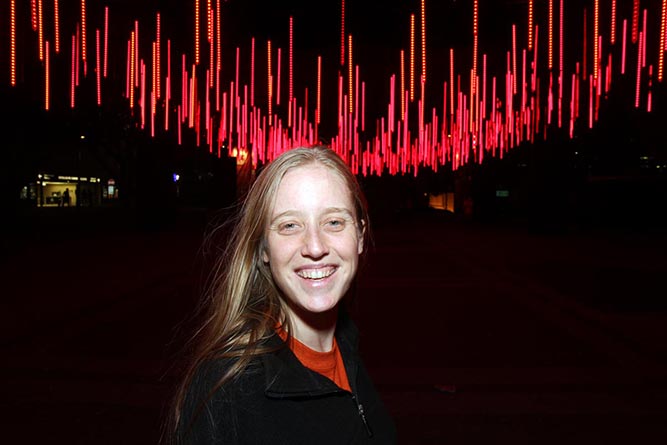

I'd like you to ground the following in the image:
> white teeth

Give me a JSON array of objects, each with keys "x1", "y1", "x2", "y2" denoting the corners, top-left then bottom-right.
[{"x1": 298, "y1": 268, "x2": 334, "y2": 279}]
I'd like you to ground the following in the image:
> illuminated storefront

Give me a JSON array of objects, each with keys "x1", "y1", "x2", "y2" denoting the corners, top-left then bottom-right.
[{"x1": 24, "y1": 174, "x2": 105, "y2": 207}]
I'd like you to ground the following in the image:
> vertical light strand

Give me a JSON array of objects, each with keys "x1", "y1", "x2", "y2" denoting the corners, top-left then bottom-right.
[
  {"x1": 632, "y1": 0, "x2": 640, "y2": 44},
  {"x1": 635, "y1": 30, "x2": 643, "y2": 107},
  {"x1": 267, "y1": 40, "x2": 272, "y2": 123},
  {"x1": 130, "y1": 31, "x2": 136, "y2": 109},
  {"x1": 45, "y1": 40, "x2": 50, "y2": 110},
  {"x1": 473, "y1": 0, "x2": 478, "y2": 94},
  {"x1": 622, "y1": 19, "x2": 628, "y2": 74},
  {"x1": 593, "y1": 0, "x2": 599, "y2": 81},
  {"x1": 134, "y1": 21, "x2": 140, "y2": 87},
  {"x1": 81, "y1": 0, "x2": 87, "y2": 65},
  {"x1": 216, "y1": 0, "x2": 221, "y2": 109},
  {"x1": 512, "y1": 24, "x2": 517, "y2": 94},
  {"x1": 71, "y1": 35, "x2": 76, "y2": 107},
  {"x1": 195, "y1": 0, "x2": 200, "y2": 64},
  {"x1": 528, "y1": 0, "x2": 534, "y2": 51},
  {"x1": 348, "y1": 34, "x2": 353, "y2": 114},
  {"x1": 317, "y1": 55, "x2": 322, "y2": 125},
  {"x1": 548, "y1": 0, "x2": 553, "y2": 70},
  {"x1": 10, "y1": 0, "x2": 17, "y2": 86},
  {"x1": 611, "y1": 0, "x2": 617, "y2": 45},
  {"x1": 54, "y1": 0, "x2": 60, "y2": 53},
  {"x1": 157, "y1": 13, "x2": 161, "y2": 99},
  {"x1": 410, "y1": 14, "x2": 415, "y2": 102},
  {"x1": 421, "y1": 0, "x2": 426, "y2": 86},
  {"x1": 400, "y1": 50, "x2": 405, "y2": 118},
  {"x1": 277, "y1": 48, "x2": 282, "y2": 106},
  {"x1": 152, "y1": 42, "x2": 156, "y2": 111},
  {"x1": 104, "y1": 7, "x2": 109, "y2": 77},
  {"x1": 658, "y1": 0, "x2": 666, "y2": 81},
  {"x1": 31, "y1": 0, "x2": 38, "y2": 31},
  {"x1": 166, "y1": 39, "x2": 171, "y2": 130},
  {"x1": 289, "y1": 17, "x2": 294, "y2": 108},
  {"x1": 38, "y1": 0, "x2": 44, "y2": 61},
  {"x1": 449, "y1": 48, "x2": 454, "y2": 116},
  {"x1": 209, "y1": 9, "x2": 214, "y2": 87},
  {"x1": 559, "y1": 0, "x2": 564, "y2": 127},
  {"x1": 340, "y1": 0, "x2": 345, "y2": 66},
  {"x1": 96, "y1": 29, "x2": 101, "y2": 105},
  {"x1": 250, "y1": 37, "x2": 255, "y2": 107}
]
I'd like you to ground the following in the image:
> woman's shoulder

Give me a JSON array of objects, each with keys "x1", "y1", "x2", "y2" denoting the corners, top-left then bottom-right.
[{"x1": 188, "y1": 354, "x2": 265, "y2": 398}]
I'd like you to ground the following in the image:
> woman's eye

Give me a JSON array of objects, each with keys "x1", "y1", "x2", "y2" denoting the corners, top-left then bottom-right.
[
  {"x1": 278, "y1": 222, "x2": 300, "y2": 233},
  {"x1": 325, "y1": 219, "x2": 346, "y2": 231}
]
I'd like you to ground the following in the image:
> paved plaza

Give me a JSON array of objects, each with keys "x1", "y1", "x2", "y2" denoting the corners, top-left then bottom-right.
[{"x1": 2, "y1": 206, "x2": 667, "y2": 444}]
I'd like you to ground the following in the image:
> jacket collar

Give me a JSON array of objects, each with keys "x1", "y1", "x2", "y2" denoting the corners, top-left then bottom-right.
[{"x1": 262, "y1": 308, "x2": 360, "y2": 398}]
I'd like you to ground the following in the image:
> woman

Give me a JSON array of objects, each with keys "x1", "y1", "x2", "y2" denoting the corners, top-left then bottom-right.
[{"x1": 169, "y1": 146, "x2": 396, "y2": 444}]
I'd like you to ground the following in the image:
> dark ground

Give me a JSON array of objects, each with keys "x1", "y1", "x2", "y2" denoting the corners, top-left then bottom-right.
[{"x1": 2, "y1": 204, "x2": 667, "y2": 444}]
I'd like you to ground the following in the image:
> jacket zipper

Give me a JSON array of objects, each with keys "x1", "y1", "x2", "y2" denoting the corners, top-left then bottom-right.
[{"x1": 351, "y1": 394, "x2": 373, "y2": 438}]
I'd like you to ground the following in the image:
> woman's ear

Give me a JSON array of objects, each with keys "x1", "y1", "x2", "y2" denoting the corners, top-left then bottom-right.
[
  {"x1": 357, "y1": 219, "x2": 366, "y2": 254},
  {"x1": 262, "y1": 249, "x2": 270, "y2": 263}
]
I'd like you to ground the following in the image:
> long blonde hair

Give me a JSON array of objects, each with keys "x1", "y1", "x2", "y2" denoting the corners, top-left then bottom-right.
[{"x1": 168, "y1": 145, "x2": 370, "y2": 441}]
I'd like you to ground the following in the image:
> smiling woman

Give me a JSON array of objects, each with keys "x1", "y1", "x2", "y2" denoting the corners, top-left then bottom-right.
[{"x1": 166, "y1": 146, "x2": 396, "y2": 444}]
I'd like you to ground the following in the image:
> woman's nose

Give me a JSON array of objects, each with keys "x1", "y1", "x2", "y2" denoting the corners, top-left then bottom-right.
[{"x1": 301, "y1": 225, "x2": 329, "y2": 258}]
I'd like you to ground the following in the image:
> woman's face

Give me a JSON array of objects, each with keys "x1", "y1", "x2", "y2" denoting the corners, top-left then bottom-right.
[{"x1": 262, "y1": 164, "x2": 364, "y2": 320}]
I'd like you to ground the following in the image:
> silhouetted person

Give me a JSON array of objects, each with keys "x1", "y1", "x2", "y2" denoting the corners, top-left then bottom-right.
[{"x1": 62, "y1": 188, "x2": 71, "y2": 207}]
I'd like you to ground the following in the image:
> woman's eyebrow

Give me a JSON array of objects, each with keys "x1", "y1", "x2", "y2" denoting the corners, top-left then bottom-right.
[{"x1": 269, "y1": 207, "x2": 354, "y2": 224}]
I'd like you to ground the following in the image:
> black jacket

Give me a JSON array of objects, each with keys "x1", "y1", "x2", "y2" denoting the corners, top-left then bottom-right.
[{"x1": 179, "y1": 313, "x2": 396, "y2": 444}]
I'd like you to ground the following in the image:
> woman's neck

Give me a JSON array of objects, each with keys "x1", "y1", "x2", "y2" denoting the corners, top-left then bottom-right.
[{"x1": 286, "y1": 307, "x2": 338, "y2": 352}]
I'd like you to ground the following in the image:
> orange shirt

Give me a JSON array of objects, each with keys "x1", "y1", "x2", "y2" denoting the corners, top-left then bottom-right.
[{"x1": 277, "y1": 328, "x2": 352, "y2": 392}]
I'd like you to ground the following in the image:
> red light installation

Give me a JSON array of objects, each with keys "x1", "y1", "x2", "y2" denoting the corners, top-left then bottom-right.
[
  {"x1": 277, "y1": 48, "x2": 282, "y2": 106},
  {"x1": 195, "y1": 0, "x2": 200, "y2": 65},
  {"x1": 10, "y1": 0, "x2": 17, "y2": 86},
  {"x1": 54, "y1": 0, "x2": 60, "y2": 54},
  {"x1": 528, "y1": 0, "x2": 534, "y2": 51},
  {"x1": 622, "y1": 19, "x2": 628, "y2": 74},
  {"x1": 632, "y1": 0, "x2": 640, "y2": 44},
  {"x1": 317, "y1": 55, "x2": 321, "y2": 125},
  {"x1": 45, "y1": 40, "x2": 49, "y2": 110},
  {"x1": 410, "y1": 14, "x2": 415, "y2": 102},
  {"x1": 267, "y1": 40, "x2": 272, "y2": 124},
  {"x1": 348, "y1": 34, "x2": 353, "y2": 114},
  {"x1": 71, "y1": 35, "x2": 76, "y2": 108},
  {"x1": 104, "y1": 7, "x2": 108, "y2": 78},
  {"x1": 166, "y1": 39, "x2": 171, "y2": 131},
  {"x1": 400, "y1": 50, "x2": 405, "y2": 118},
  {"x1": 636, "y1": 29, "x2": 643, "y2": 108},
  {"x1": 611, "y1": 0, "x2": 617, "y2": 45},
  {"x1": 548, "y1": 0, "x2": 553, "y2": 71},
  {"x1": 473, "y1": 0, "x2": 478, "y2": 95},
  {"x1": 157, "y1": 13, "x2": 162, "y2": 99},
  {"x1": 209, "y1": 9, "x2": 214, "y2": 88},
  {"x1": 216, "y1": 0, "x2": 221, "y2": 110},
  {"x1": 421, "y1": 0, "x2": 426, "y2": 89},
  {"x1": 660, "y1": 0, "x2": 667, "y2": 82},
  {"x1": 559, "y1": 0, "x2": 564, "y2": 128},
  {"x1": 289, "y1": 16, "x2": 294, "y2": 113},
  {"x1": 31, "y1": 0, "x2": 37, "y2": 31},
  {"x1": 512, "y1": 24, "x2": 517, "y2": 94},
  {"x1": 96, "y1": 29, "x2": 101, "y2": 105},
  {"x1": 134, "y1": 21, "x2": 140, "y2": 88},
  {"x1": 130, "y1": 31, "x2": 136, "y2": 109},
  {"x1": 38, "y1": 0, "x2": 44, "y2": 61},
  {"x1": 593, "y1": 0, "x2": 599, "y2": 82},
  {"x1": 250, "y1": 37, "x2": 255, "y2": 108},
  {"x1": 81, "y1": 0, "x2": 87, "y2": 69},
  {"x1": 3, "y1": 0, "x2": 666, "y2": 177}
]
